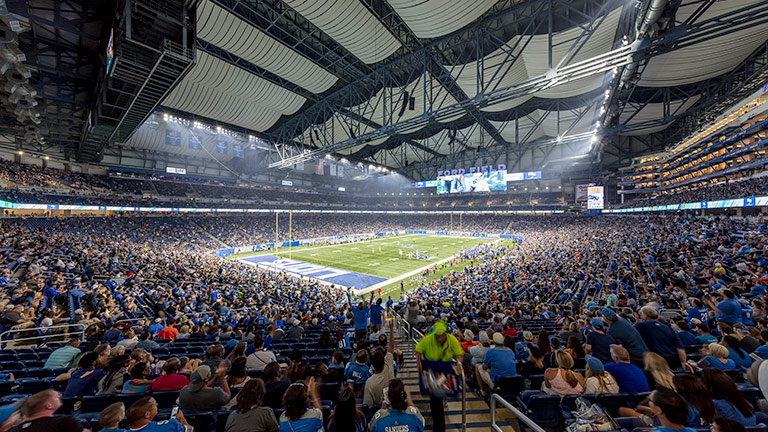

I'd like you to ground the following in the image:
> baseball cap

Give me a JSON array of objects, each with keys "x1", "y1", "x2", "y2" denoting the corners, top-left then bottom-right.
[
  {"x1": 492, "y1": 333, "x2": 504, "y2": 345},
  {"x1": 585, "y1": 355, "x2": 604, "y2": 372},
  {"x1": 522, "y1": 331, "x2": 534, "y2": 342},
  {"x1": 591, "y1": 317, "x2": 605, "y2": 329},
  {"x1": 188, "y1": 365, "x2": 212, "y2": 392},
  {"x1": 599, "y1": 308, "x2": 616, "y2": 319}
]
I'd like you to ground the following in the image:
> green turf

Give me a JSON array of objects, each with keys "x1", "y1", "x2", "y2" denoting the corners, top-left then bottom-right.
[{"x1": 230, "y1": 234, "x2": 492, "y2": 293}]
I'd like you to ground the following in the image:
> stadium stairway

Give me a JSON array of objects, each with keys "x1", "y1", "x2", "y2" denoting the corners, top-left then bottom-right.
[{"x1": 395, "y1": 338, "x2": 518, "y2": 432}]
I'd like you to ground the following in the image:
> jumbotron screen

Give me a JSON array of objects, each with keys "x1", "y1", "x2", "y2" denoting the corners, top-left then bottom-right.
[{"x1": 436, "y1": 170, "x2": 507, "y2": 194}]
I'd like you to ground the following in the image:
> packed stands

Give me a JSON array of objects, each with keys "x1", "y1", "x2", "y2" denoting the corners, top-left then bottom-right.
[{"x1": 1, "y1": 211, "x2": 768, "y2": 431}]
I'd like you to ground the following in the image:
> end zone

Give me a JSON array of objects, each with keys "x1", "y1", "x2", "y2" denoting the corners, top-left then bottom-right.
[{"x1": 239, "y1": 255, "x2": 388, "y2": 290}]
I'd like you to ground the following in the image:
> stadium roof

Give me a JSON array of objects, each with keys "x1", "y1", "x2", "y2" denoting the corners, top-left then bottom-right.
[{"x1": 2, "y1": 0, "x2": 768, "y2": 178}]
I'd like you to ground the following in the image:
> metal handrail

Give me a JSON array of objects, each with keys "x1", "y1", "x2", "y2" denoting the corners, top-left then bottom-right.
[
  {"x1": 0, "y1": 329, "x2": 86, "y2": 349},
  {"x1": 491, "y1": 393, "x2": 547, "y2": 432},
  {"x1": 0, "y1": 322, "x2": 87, "y2": 342}
]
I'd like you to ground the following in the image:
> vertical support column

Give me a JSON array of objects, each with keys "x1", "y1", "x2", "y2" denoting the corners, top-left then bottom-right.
[
  {"x1": 450, "y1": 213, "x2": 453, "y2": 231},
  {"x1": 289, "y1": 210, "x2": 293, "y2": 259},
  {"x1": 736, "y1": 208, "x2": 743, "y2": 217},
  {"x1": 275, "y1": 212, "x2": 279, "y2": 247},
  {"x1": 460, "y1": 213, "x2": 463, "y2": 232}
]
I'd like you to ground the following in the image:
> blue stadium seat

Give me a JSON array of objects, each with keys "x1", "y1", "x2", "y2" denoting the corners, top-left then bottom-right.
[
  {"x1": 596, "y1": 393, "x2": 632, "y2": 417},
  {"x1": 492, "y1": 375, "x2": 524, "y2": 400},
  {"x1": 516, "y1": 392, "x2": 562, "y2": 431},
  {"x1": 81, "y1": 394, "x2": 116, "y2": 413},
  {"x1": 185, "y1": 412, "x2": 217, "y2": 432},
  {"x1": 16, "y1": 378, "x2": 53, "y2": 393}
]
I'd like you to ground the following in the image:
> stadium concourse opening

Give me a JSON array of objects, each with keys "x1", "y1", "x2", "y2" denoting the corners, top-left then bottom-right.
[{"x1": 5, "y1": 1, "x2": 768, "y2": 432}]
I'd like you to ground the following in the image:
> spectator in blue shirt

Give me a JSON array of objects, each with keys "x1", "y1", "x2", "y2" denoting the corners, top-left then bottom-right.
[
  {"x1": 721, "y1": 336, "x2": 753, "y2": 369},
  {"x1": 279, "y1": 378, "x2": 324, "y2": 432},
  {"x1": 370, "y1": 379, "x2": 425, "y2": 432},
  {"x1": 148, "y1": 318, "x2": 164, "y2": 334},
  {"x1": 646, "y1": 388, "x2": 698, "y2": 432},
  {"x1": 600, "y1": 308, "x2": 649, "y2": 365},
  {"x1": 348, "y1": 291, "x2": 370, "y2": 341},
  {"x1": 702, "y1": 368, "x2": 757, "y2": 426},
  {"x1": 370, "y1": 298, "x2": 384, "y2": 327},
  {"x1": 126, "y1": 395, "x2": 191, "y2": 432},
  {"x1": 635, "y1": 306, "x2": 693, "y2": 372},
  {"x1": 585, "y1": 318, "x2": 617, "y2": 364},
  {"x1": 604, "y1": 344, "x2": 650, "y2": 393},
  {"x1": 344, "y1": 350, "x2": 371, "y2": 382},
  {"x1": 674, "y1": 321, "x2": 699, "y2": 347},
  {"x1": 704, "y1": 290, "x2": 743, "y2": 325},
  {"x1": 686, "y1": 298, "x2": 709, "y2": 323},
  {"x1": 62, "y1": 351, "x2": 107, "y2": 398},
  {"x1": 476, "y1": 333, "x2": 516, "y2": 393},
  {"x1": 699, "y1": 343, "x2": 737, "y2": 370}
]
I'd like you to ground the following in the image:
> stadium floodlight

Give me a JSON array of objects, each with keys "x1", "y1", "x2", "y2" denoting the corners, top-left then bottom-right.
[
  {"x1": 17, "y1": 151, "x2": 23, "y2": 155},
  {"x1": 44, "y1": 156, "x2": 49, "y2": 160},
  {"x1": 341, "y1": 158, "x2": 347, "y2": 163}
]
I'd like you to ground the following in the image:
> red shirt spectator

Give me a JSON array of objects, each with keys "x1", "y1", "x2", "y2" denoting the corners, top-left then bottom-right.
[
  {"x1": 157, "y1": 326, "x2": 179, "y2": 341},
  {"x1": 150, "y1": 358, "x2": 189, "y2": 391}
]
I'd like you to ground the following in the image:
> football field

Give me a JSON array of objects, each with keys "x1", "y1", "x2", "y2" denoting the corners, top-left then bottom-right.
[{"x1": 230, "y1": 234, "x2": 496, "y2": 298}]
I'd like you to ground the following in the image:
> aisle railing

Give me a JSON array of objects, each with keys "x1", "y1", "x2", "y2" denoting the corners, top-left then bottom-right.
[{"x1": 491, "y1": 393, "x2": 547, "y2": 432}]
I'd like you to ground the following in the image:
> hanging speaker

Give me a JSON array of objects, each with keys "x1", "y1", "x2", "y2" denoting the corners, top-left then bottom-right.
[
  {"x1": 398, "y1": 91, "x2": 409, "y2": 117},
  {"x1": 409, "y1": 96, "x2": 415, "y2": 110}
]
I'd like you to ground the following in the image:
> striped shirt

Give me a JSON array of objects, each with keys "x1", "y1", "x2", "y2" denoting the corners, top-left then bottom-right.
[{"x1": 43, "y1": 346, "x2": 80, "y2": 369}]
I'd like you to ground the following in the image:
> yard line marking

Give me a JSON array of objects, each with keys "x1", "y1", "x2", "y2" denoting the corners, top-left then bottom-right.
[
  {"x1": 389, "y1": 258, "x2": 399, "y2": 261},
  {"x1": 351, "y1": 247, "x2": 359, "y2": 250},
  {"x1": 333, "y1": 250, "x2": 342, "y2": 253},
  {"x1": 310, "y1": 254, "x2": 318, "y2": 256},
  {"x1": 369, "y1": 263, "x2": 380, "y2": 266}
]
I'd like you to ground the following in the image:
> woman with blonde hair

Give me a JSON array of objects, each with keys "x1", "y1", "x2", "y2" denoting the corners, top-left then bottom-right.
[
  {"x1": 583, "y1": 355, "x2": 619, "y2": 395},
  {"x1": 110, "y1": 345, "x2": 126, "y2": 358},
  {"x1": 644, "y1": 352, "x2": 675, "y2": 390},
  {"x1": 699, "y1": 343, "x2": 737, "y2": 370},
  {"x1": 544, "y1": 350, "x2": 584, "y2": 397}
]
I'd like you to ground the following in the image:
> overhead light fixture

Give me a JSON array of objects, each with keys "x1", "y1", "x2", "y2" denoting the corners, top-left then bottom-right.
[{"x1": 17, "y1": 151, "x2": 23, "y2": 155}]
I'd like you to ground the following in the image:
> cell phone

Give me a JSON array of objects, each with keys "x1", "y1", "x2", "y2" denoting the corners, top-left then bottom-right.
[{"x1": 171, "y1": 406, "x2": 179, "y2": 417}]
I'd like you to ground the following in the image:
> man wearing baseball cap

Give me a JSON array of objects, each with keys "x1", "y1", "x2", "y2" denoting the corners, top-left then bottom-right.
[
  {"x1": 585, "y1": 317, "x2": 617, "y2": 364},
  {"x1": 599, "y1": 308, "x2": 647, "y2": 365},
  {"x1": 178, "y1": 365, "x2": 230, "y2": 414},
  {"x1": 476, "y1": 333, "x2": 516, "y2": 395}
]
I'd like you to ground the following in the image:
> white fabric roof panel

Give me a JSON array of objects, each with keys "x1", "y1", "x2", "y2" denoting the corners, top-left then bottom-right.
[
  {"x1": 639, "y1": 0, "x2": 768, "y2": 87},
  {"x1": 522, "y1": 7, "x2": 622, "y2": 99},
  {"x1": 164, "y1": 81, "x2": 283, "y2": 132},
  {"x1": 618, "y1": 97, "x2": 701, "y2": 135},
  {"x1": 451, "y1": 7, "x2": 621, "y2": 110},
  {"x1": 387, "y1": 0, "x2": 498, "y2": 38},
  {"x1": 185, "y1": 52, "x2": 305, "y2": 115},
  {"x1": 283, "y1": 0, "x2": 401, "y2": 64},
  {"x1": 197, "y1": 0, "x2": 338, "y2": 94},
  {"x1": 491, "y1": 105, "x2": 598, "y2": 143}
]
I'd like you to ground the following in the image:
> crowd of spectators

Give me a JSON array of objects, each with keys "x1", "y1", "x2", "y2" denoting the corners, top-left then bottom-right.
[
  {"x1": 2, "y1": 209, "x2": 768, "y2": 432},
  {"x1": 617, "y1": 176, "x2": 768, "y2": 209},
  {"x1": 0, "y1": 161, "x2": 566, "y2": 211}
]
